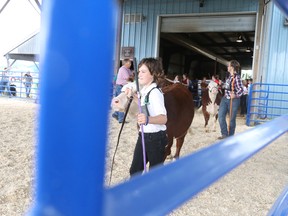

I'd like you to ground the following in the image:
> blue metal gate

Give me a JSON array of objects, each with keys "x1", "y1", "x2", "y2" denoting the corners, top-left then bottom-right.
[{"x1": 246, "y1": 83, "x2": 288, "y2": 126}]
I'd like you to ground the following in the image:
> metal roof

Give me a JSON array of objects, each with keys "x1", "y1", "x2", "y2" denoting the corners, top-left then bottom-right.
[{"x1": 4, "y1": 32, "x2": 40, "y2": 62}]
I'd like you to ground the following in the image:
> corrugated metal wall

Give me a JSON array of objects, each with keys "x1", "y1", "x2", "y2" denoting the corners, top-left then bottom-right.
[
  {"x1": 265, "y1": 3, "x2": 288, "y2": 84},
  {"x1": 258, "y1": 2, "x2": 288, "y2": 84},
  {"x1": 121, "y1": 0, "x2": 258, "y2": 61},
  {"x1": 256, "y1": 2, "x2": 288, "y2": 116}
]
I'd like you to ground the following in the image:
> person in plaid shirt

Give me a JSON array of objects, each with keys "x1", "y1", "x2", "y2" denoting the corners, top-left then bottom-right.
[{"x1": 218, "y1": 60, "x2": 244, "y2": 139}]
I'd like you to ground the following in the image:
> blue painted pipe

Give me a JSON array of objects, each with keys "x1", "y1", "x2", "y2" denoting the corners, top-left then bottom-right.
[
  {"x1": 28, "y1": 1, "x2": 115, "y2": 215},
  {"x1": 268, "y1": 186, "x2": 288, "y2": 216}
]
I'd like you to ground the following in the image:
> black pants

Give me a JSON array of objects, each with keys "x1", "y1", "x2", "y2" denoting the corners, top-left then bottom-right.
[
  {"x1": 130, "y1": 130, "x2": 167, "y2": 176},
  {"x1": 240, "y1": 94, "x2": 247, "y2": 115}
]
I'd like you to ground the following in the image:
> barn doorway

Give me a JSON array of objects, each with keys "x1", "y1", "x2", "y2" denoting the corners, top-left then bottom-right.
[{"x1": 157, "y1": 12, "x2": 256, "y2": 81}]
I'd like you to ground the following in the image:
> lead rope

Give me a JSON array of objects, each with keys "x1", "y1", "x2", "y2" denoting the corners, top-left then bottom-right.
[
  {"x1": 133, "y1": 59, "x2": 147, "y2": 174},
  {"x1": 228, "y1": 75, "x2": 235, "y2": 135},
  {"x1": 136, "y1": 91, "x2": 147, "y2": 174},
  {"x1": 109, "y1": 95, "x2": 133, "y2": 186}
]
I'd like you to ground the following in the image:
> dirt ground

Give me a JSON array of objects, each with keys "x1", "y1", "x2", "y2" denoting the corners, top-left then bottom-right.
[{"x1": 0, "y1": 97, "x2": 287, "y2": 215}]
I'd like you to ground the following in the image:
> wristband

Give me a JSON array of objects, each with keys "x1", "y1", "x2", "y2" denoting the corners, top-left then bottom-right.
[{"x1": 145, "y1": 115, "x2": 149, "y2": 125}]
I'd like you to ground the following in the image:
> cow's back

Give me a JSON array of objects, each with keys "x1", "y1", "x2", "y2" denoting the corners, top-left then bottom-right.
[{"x1": 162, "y1": 84, "x2": 194, "y2": 138}]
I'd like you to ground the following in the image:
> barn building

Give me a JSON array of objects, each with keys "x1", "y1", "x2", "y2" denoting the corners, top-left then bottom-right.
[
  {"x1": 2, "y1": 0, "x2": 287, "y2": 117},
  {"x1": 114, "y1": 0, "x2": 287, "y2": 86}
]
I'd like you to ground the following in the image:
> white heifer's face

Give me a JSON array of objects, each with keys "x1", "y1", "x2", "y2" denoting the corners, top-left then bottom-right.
[
  {"x1": 111, "y1": 83, "x2": 140, "y2": 119},
  {"x1": 111, "y1": 92, "x2": 128, "y2": 112},
  {"x1": 208, "y1": 81, "x2": 219, "y2": 95}
]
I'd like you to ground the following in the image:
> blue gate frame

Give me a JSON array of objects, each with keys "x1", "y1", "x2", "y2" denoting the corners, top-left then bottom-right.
[
  {"x1": 27, "y1": 0, "x2": 288, "y2": 215},
  {"x1": 246, "y1": 83, "x2": 288, "y2": 126}
]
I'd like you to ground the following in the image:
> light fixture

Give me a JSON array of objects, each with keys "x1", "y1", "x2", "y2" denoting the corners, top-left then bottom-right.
[
  {"x1": 236, "y1": 35, "x2": 243, "y2": 43},
  {"x1": 246, "y1": 47, "x2": 252, "y2": 52}
]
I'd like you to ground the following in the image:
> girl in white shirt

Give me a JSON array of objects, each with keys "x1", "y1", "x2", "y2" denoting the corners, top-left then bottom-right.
[{"x1": 129, "y1": 58, "x2": 168, "y2": 176}]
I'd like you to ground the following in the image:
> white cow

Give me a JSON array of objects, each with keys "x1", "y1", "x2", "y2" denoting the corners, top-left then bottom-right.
[{"x1": 199, "y1": 80, "x2": 222, "y2": 132}]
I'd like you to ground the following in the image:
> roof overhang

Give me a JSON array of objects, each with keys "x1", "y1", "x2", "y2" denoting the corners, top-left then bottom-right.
[{"x1": 5, "y1": 53, "x2": 39, "y2": 62}]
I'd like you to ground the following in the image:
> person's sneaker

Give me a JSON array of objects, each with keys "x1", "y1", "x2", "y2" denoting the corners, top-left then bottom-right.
[
  {"x1": 218, "y1": 135, "x2": 227, "y2": 140},
  {"x1": 112, "y1": 113, "x2": 118, "y2": 120}
]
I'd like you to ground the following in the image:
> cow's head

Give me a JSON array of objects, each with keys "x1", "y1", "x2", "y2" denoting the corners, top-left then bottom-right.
[
  {"x1": 111, "y1": 82, "x2": 139, "y2": 118},
  {"x1": 208, "y1": 81, "x2": 219, "y2": 95},
  {"x1": 207, "y1": 81, "x2": 219, "y2": 103},
  {"x1": 111, "y1": 92, "x2": 130, "y2": 112}
]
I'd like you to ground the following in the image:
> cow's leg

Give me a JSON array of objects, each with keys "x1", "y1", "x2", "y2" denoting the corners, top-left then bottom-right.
[
  {"x1": 203, "y1": 111, "x2": 210, "y2": 132},
  {"x1": 212, "y1": 112, "x2": 219, "y2": 132},
  {"x1": 174, "y1": 133, "x2": 186, "y2": 159},
  {"x1": 212, "y1": 115, "x2": 217, "y2": 131},
  {"x1": 164, "y1": 135, "x2": 174, "y2": 160}
]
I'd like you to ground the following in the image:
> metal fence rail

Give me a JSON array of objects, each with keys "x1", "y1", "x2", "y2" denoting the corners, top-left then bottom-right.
[
  {"x1": 246, "y1": 83, "x2": 288, "y2": 126},
  {"x1": 0, "y1": 70, "x2": 39, "y2": 99}
]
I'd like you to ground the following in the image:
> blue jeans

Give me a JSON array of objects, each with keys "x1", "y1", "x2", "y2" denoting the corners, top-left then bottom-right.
[
  {"x1": 113, "y1": 84, "x2": 124, "y2": 123},
  {"x1": 25, "y1": 84, "x2": 32, "y2": 97},
  {"x1": 218, "y1": 97, "x2": 240, "y2": 136}
]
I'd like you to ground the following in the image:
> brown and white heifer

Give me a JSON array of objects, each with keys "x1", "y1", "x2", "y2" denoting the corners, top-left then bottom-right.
[
  {"x1": 200, "y1": 80, "x2": 223, "y2": 132},
  {"x1": 111, "y1": 83, "x2": 194, "y2": 160}
]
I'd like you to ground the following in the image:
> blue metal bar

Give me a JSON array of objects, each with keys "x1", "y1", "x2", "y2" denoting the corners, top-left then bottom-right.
[
  {"x1": 104, "y1": 115, "x2": 288, "y2": 216},
  {"x1": 252, "y1": 90, "x2": 288, "y2": 95},
  {"x1": 250, "y1": 105, "x2": 288, "y2": 110},
  {"x1": 28, "y1": 1, "x2": 115, "y2": 215},
  {"x1": 253, "y1": 82, "x2": 288, "y2": 87},
  {"x1": 249, "y1": 112, "x2": 282, "y2": 117},
  {"x1": 251, "y1": 98, "x2": 288, "y2": 102},
  {"x1": 268, "y1": 186, "x2": 288, "y2": 216},
  {"x1": 246, "y1": 83, "x2": 253, "y2": 125}
]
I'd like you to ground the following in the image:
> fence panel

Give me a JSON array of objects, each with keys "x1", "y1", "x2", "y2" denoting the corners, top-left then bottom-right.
[
  {"x1": 0, "y1": 70, "x2": 39, "y2": 100},
  {"x1": 246, "y1": 83, "x2": 288, "y2": 126}
]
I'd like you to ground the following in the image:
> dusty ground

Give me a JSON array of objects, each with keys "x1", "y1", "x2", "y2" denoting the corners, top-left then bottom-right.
[{"x1": 0, "y1": 97, "x2": 287, "y2": 215}]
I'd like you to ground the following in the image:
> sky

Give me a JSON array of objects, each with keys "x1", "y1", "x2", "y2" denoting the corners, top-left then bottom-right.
[{"x1": 0, "y1": 0, "x2": 41, "y2": 68}]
